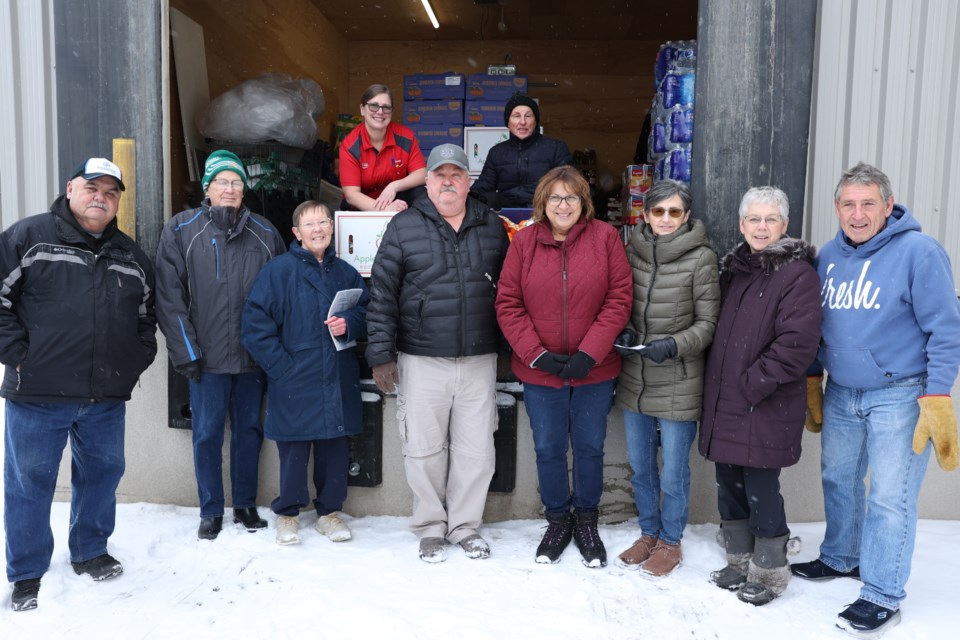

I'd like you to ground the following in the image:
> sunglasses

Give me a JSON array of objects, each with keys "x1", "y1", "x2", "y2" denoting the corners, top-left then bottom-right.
[{"x1": 647, "y1": 207, "x2": 687, "y2": 218}]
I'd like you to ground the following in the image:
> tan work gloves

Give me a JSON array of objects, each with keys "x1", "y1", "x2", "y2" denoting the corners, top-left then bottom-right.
[
  {"x1": 913, "y1": 395, "x2": 959, "y2": 471},
  {"x1": 805, "y1": 376, "x2": 824, "y2": 433}
]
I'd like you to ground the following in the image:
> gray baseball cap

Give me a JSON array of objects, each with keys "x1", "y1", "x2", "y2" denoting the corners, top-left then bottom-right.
[{"x1": 426, "y1": 144, "x2": 469, "y2": 172}]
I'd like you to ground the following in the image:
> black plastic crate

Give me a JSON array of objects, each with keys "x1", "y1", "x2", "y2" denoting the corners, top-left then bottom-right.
[
  {"x1": 348, "y1": 389, "x2": 383, "y2": 487},
  {"x1": 489, "y1": 391, "x2": 518, "y2": 493}
]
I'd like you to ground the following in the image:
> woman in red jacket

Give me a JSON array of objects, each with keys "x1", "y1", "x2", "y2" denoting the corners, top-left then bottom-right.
[{"x1": 496, "y1": 166, "x2": 632, "y2": 567}]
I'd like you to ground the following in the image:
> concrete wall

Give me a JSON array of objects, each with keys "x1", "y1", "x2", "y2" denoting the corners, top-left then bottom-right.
[{"x1": 40, "y1": 331, "x2": 960, "y2": 525}]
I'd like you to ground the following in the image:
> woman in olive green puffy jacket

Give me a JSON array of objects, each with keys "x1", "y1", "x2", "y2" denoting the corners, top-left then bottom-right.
[{"x1": 613, "y1": 179, "x2": 720, "y2": 577}]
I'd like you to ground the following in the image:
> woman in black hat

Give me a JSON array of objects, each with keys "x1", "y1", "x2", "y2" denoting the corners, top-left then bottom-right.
[{"x1": 469, "y1": 93, "x2": 572, "y2": 210}]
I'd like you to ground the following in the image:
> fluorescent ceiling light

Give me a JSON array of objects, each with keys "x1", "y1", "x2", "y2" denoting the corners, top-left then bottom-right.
[{"x1": 421, "y1": 0, "x2": 440, "y2": 29}]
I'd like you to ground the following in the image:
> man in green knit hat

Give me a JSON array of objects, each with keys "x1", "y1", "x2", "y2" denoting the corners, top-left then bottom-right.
[{"x1": 156, "y1": 149, "x2": 286, "y2": 540}]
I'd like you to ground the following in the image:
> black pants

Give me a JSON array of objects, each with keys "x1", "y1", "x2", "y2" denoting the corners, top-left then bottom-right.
[
  {"x1": 272, "y1": 437, "x2": 349, "y2": 517},
  {"x1": 715, "y1": 463, "x2": 789, "y2": 538}
]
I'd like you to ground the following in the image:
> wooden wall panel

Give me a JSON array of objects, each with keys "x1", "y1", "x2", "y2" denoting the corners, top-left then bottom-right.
[
  {"x1": 348, "y1": 39, "x2": 664, "y2": 188},
  {"x1": 169, "y1": 0, "x2": 349, "y2": 144}
]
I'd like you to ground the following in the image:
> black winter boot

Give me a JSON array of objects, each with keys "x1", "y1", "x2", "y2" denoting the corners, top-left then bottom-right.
[
  {"x1": 737, "y1": 533, "x2": 791, "y2": 606},
  {"x1": 710, "y1": 519, "x2": 754, "y2": 590},
  {"x1": 573, "y1": 510, "x2": 607, "y2": 568},
  {"x1": 535, "y1": 510, "x2": 574, "y2": 564}
]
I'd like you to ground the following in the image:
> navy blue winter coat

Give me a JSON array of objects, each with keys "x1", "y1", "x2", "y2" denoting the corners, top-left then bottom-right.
[
  {"x1": 469, "y1": 131, "x2": 572, "y2": 208},
  {"x1": 241, "y1": 242, "x2": 369, "y2": 442}
]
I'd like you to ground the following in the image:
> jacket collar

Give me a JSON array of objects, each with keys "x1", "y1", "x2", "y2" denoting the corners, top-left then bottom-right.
[
  {"x1": 51, "y1": 194, "x2": 119, "y2": 250},
  {"x1": 723, "y1": 237, "x2": 816, "y2": 275},
  {"x1": 509, "y1": 129, "x2": 542, "y2": 148}
]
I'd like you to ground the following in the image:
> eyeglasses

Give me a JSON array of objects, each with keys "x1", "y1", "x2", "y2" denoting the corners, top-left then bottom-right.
[
  {"x1": 648, "y1": 207, "x2": 687, "y2": 218},
  {"x1": 743, "y1": 215, "x2": 784, "y2": 226},
  {"x1": 546, "y1": 194, "x2": 581, "y2": 206},
  {"x1": 364, "y1": 102, "x2": 393, "y2": 114},
  {"x1": 299, "y1": 219, "x2": 332, "y2": 231},
  {"x1": 211, "y1": 178, "x2": 244, "y2": 190}
]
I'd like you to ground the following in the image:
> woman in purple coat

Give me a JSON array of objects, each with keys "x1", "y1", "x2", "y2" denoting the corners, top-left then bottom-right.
[{"x1": 698, "y1": 187, "x2": 821, "y2": 606}]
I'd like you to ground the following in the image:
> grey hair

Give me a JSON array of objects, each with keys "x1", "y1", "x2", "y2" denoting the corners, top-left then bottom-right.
[
  {"x1": 738, "y1": 186, "x2": 789, "y2": 221},
  {"x1": 644, "y1": 179, "x2": 692, "y2": 213},
  {"x1": 834, "y1": 162, "x2": 893, "y2": 203}
]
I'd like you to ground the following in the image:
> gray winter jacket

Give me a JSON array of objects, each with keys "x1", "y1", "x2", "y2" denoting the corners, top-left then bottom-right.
[
  {"x1": 156, "y1": 201, "x2": 285, "y2": 374},
  {"x1": 615, "y1": 219, "x2": 720, "y2": 421}
]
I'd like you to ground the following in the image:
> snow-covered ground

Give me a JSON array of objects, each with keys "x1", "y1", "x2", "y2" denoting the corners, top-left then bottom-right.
[{"x1": 0, "y1": 500, "x2": 956, "y2": 639}]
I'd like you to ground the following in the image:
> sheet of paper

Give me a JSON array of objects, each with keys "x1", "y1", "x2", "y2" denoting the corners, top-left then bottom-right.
[{"x1": 327, "y1": 288, "x2": 363, "y2": 351}]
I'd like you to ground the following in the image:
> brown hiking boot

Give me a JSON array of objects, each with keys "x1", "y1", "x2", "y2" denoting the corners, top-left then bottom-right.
[
  {"x1": 640, "y1": 540, "x2": 682, "y2": 577},
  {"x1": 617, "y1": 535, "x2": 658, "y2": 568}
]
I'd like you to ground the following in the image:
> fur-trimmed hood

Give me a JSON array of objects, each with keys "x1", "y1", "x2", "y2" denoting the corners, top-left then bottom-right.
[{"x1": 722, "y1": 237, "x2": 817, "y2": 275}]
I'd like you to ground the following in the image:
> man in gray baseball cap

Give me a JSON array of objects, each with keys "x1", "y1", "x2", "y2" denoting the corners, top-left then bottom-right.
[{"x1": 366, "y1": 143, "x2": 509, "y2": 563}]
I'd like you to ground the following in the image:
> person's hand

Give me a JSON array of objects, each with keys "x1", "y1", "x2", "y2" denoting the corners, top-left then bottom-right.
[
  {"x1": 175, "y1": 360, "x2": 201, "y2": 382},
  {"x1": 640, "y1": 337, "x2": 677, "y2": 364},
  {"x1": 533, "y1": 352, "x2": 569, "y2": 376},
  {"x1": 912, "y1": 395, "x2": 958, "y2": 471},
  {"x1": 374, "y1": 183, "x2": 400, "y2": 210},
  {"x1": 325, "y1": 316, "x2": 347, "y2": 337},
  {"x1": 385, "y1": 199, "x2": 408, "y2": 212},
  {"x1": 614, "y1": 328, "x2": 639, "y2": 357},
  {"x1": 805, "y1": 376, "x2": 824, "y2": 433},
  {"x1": 372, "y1": 361, "x2": 400, "y2": 394},
  {"x1": 559, "y1": 351, "x2": 596, "y2": 379}
]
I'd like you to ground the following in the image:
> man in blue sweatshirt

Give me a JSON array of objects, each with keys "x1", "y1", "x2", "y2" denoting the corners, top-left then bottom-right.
[{"x1": 793, "y1": 162, "x2": 960, "y2": 637}]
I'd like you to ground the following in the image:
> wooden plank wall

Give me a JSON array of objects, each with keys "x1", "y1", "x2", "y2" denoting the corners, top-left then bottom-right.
[
  {"x1": 166, "y1": 1, "x2": 692, "y2": 199},
  {"x1": 347, "y1": 40, "x2": 666, "y2": 190}
]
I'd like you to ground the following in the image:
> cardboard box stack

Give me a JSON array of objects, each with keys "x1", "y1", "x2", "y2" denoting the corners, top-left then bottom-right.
[
  {"x1": 620, "y1": 164, "x2": 654, "y2": 242},
  {"x1": 402, "y1": 72, "x2": 466, "y2": 154},
  {"x1": 464, "y1": 74, "x2": 529, "y2": 127}
]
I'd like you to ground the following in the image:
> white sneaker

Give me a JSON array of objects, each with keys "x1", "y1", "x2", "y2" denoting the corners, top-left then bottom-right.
[
  {"x1": 315, "y1": 512, "x2": 352, "y2": 542},
  {"x1": 275, "y1": 515, "x2": 301, "y2": 545}
]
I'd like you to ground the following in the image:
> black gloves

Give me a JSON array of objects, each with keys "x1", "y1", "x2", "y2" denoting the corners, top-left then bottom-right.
[
  {"x1": 641, "y1": 337, "x2": 678, "y2": 364},
  {"x1": 175, "y1": 360, "x2": 201, "y2": 382},
  {"x1": 560, "y1": 351, "x2": 596, "y2": 379},
  {"x1": 614, "y1": 328, "x2": 639, "y2": 357},
  {"x1": 373, "y1": 361, "x2": 400, "y2": 394},
  {"x1": 533, "y1": 352, "x2": 569, "y2": 376}
]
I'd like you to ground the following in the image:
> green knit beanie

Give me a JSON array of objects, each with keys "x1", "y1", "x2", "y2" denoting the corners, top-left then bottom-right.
[{"x1": 201, "y1": 149, "x2": 248, "y2": 190}]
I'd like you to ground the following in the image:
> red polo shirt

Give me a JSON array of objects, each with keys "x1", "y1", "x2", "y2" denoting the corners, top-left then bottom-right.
[{"x1": 339, "y1": 122, "x2": 426, "y2": 199}]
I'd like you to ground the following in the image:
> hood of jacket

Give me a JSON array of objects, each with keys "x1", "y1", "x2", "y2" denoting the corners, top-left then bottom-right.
[
  {"x1": 631, "y1": 218, "x2": 712, "y2": 265},
  {"x1": 722, "y1": 236, "x2": 817, "y2": 276},
  {"x1": 829, "y1": 203, "x2": 918, "y2": 258},
  {"x1": 51, "y1": 194, "x2": 121, "y2": 251}
]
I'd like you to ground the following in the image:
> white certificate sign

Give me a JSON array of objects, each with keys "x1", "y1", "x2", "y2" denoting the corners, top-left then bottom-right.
[{"x1": 334, "y1": 211, "x2": 397, "y2": 277}]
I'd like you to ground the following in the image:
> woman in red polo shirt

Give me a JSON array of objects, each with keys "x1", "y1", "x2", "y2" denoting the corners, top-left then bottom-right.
[{"x1": 339, "y1": 84, "x2": 426, "y2": 211}]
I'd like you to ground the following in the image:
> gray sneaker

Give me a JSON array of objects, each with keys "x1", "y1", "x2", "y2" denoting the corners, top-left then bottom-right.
[
  {"x1": 419, "y1": 537, "x2": 447, "y2": 563},
  {"x1": 459, "y1": 534, "x2": 490, "y2": 559}
]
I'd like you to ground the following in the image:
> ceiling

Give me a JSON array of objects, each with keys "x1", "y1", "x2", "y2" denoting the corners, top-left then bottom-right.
[{"x1": 312, "y1": 0, "x2": 699, "y2": 42}]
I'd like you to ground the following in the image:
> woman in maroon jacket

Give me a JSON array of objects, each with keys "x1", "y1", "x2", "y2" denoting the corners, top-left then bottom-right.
[
  {"x1": 496, "y1": 166, "x2": 632, "y2": 567},
  {"x1": 699, "y1": 186, "x2": 821, "y2": 606}
]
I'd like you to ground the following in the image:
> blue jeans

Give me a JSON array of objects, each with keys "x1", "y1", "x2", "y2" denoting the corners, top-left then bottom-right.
[
  {"x1": 523, "y1": 380, "x2": 615, "y2": 513},
  {"x1": 4, "y1": 400, "x2": 125, "y2": 582},
  {"x1": 623, "y1": 410, "x2": 697, "y2": 545},
  {"x1": 819, "y1": 376, "x2": 929, "y2": 610},
  {"x1": 189, "y1": 371, "x2": 265, "y2": 517}
]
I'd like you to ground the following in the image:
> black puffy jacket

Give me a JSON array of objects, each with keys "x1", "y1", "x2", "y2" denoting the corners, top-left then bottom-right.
[
  {"x1": 469, "y1": 131, "x2": 572, "y2": 208},
  {"x1": 365, "y1": 195, "x2": 509, "y2": 366},
  {"x1": 0, "y1": 196, "x2": 157, "y2": 402}
]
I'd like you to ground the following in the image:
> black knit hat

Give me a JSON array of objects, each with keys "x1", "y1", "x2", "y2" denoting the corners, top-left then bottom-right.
[{"x1": 503, "y1": 93, "x2": 540, "y2": 127}]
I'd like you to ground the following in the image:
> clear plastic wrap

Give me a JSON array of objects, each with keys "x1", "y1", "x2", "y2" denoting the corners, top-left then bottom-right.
[{"x1": 196, "y1": 73, "x2": 325, "y2": 149}]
